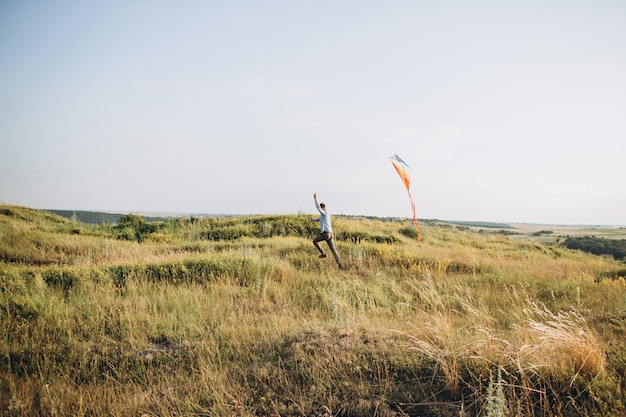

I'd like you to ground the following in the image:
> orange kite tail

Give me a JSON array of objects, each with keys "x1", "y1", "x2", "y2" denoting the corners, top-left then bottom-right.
[
  {"x1": 390, "y1": 154, "x2": 422, "y2": 242},
  {"x1": 407, "y1": 188, "x2": 422, "y2": 242}
]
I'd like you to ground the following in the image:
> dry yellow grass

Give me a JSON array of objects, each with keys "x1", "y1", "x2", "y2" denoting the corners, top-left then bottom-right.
[{"x1": 1, "y1": 206, "x2": 625, "y2": 416}]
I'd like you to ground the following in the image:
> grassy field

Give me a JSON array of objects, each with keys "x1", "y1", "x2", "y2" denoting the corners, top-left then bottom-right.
[
  {"x1": 487, "y1": 223, "x2": 625, "y2": 241},
  {"x1": 1, "y1": 206, "x2": 625, "y2": 416}
]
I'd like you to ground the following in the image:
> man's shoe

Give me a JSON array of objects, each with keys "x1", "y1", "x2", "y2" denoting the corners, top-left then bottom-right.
[{"x1": 319, "y1": 253, "x2": 328, "y2": 258}]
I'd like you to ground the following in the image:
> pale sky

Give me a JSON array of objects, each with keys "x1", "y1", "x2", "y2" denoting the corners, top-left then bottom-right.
[{"x1": 1, "y1": 1, "x2": 625, "y2": 225}]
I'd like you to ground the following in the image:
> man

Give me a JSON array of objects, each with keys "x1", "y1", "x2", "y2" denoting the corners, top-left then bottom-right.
[{"x1": 312, "y1": 193, "x2": 342, "y2": 268}]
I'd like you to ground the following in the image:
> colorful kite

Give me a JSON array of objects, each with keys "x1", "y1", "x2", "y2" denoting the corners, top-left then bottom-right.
[{"x1": 390, "y1": 154, "x2": 422, "y2": 242}]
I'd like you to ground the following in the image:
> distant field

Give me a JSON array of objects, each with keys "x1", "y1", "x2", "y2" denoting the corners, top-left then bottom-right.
[
  {"x1": 442, "y1": 220, "x2": 626, "y2": 242},
  {"x1": 508, "y1": 223, "x2": 626, "y2": 242}
]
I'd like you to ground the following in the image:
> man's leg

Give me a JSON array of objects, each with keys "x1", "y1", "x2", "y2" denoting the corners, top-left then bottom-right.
[
  {"x1": 326, "y1": 235, "x2": 342, "y2": 267},
  {"x1": 313, "y1": 233, "x2": 327, "y2": 257}
]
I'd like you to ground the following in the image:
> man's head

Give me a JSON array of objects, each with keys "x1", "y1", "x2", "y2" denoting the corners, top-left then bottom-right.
[{"x1": 320, "y1": 203, "x2": 326, "y2": 210}]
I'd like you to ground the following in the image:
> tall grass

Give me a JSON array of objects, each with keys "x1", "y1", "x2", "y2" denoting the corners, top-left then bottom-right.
[
  {"x1": 402, "y1": 274, "x2": 609, "y2": 415},
  {"x1": 1, "y1": 206, "x2": 625, "y2": 416}
]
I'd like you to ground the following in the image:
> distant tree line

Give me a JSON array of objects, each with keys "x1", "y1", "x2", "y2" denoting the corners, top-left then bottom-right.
[
  {"x1": 46, "y1": 210, "x2": 168, "y2": 224},
  {"x1": 562, "y1": 236, "x2": 626, "y2": 260},
  {"x1": 445, "y1": 220, "x2": 515, "y2": 229}
]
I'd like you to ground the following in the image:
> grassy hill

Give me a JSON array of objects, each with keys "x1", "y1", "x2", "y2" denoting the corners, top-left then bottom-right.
[{"x1": 1, "y1": 205, "x2": 625, "y2": 416}]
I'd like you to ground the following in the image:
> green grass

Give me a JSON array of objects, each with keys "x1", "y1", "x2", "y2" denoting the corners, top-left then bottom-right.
[{"x1": 1, "y1": 205, "x2": 625, "y2": 416}]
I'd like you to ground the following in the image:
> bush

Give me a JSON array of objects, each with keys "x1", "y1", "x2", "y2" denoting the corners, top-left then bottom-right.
[
  {"x1": 114, "y1": 214, "x2": 158, "y2": 242},
  {"x1": 563, "y1": 237, "x2": 626, "y2": 260},
  {"x1": 42, "y1": 267, "x2": 81, "y2": 293}
]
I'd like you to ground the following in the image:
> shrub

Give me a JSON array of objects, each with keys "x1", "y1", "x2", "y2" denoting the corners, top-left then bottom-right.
[
  {"x1": 114, "y1": 214, "x2": 158, "y2": 242},
  {"x1": 42, "y1": 267, "x2": 81, "y2": 293},
  {"x1": 563, "y1": 236, "x2": 626, "y2": 260}
]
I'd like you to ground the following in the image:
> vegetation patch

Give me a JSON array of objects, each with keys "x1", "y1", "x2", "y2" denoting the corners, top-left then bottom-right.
[{"x1": 563, "y1": 236, "x2": 626, "y2": 260}]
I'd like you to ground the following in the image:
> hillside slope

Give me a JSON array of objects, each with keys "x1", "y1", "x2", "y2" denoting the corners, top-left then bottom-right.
[{"x1": 1, "y1": 205, "x2": 625, "y2": 416}]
